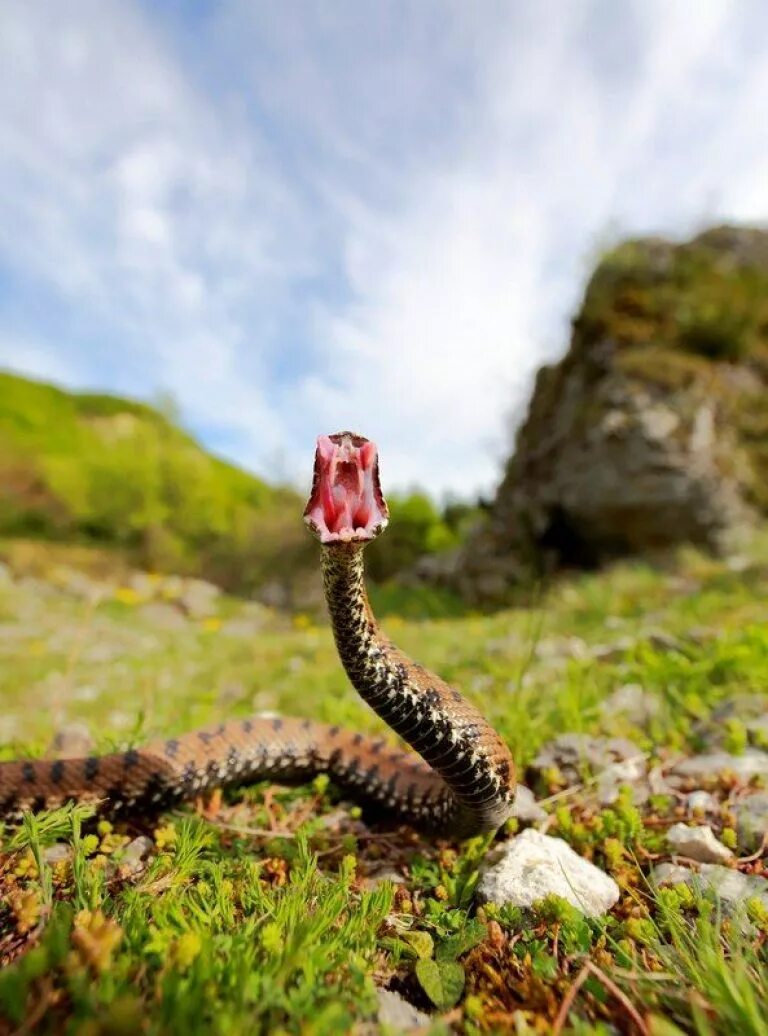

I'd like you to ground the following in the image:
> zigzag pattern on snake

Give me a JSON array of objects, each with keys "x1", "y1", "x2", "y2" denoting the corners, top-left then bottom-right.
[{"x1": 0, "y1": 433, "x2": 516, "y2": 836}]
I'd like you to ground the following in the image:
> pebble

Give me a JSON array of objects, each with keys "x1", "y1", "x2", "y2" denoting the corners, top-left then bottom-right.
[
  {"x1": 510, "y1": 785, "x2": 547, "y2": 823},
  {"x1": 377, "y1": 989, "x2": 430, "y2": 1030},
  {"x1": 531, "y1": 734, "x2": 645, "y2": 787},
  {"x1": 478, "y1": 829, "x2": 620, "y2": 917},
  {"x1": 686, "y1": 790, "x2": 719, "y2": 815},
  {"x1": 652, "y1": 862, "x2": 768, "y2": 914},
  {"x1": 43, "y1": 843, "x2": 73, "y2": 865},
  {"x1": 733, "y1": 791, "x2": 768, "y2": 851},
  {"x1": 600, "y1": 683, "x2": 660, "y2": 724},
  {"x1": 666, "y1": 823, "x2": 733, "y2": 864},
  {"x1": 671, "y1": 749, "x2": 768, "y2": 782},
  {"x1": 117, "y1": 836, "x2": 154, "y2": 875}
]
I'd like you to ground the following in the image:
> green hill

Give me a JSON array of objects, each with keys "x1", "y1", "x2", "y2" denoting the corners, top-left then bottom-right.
[{"x1": 0, "y1": 371, "x2": 314, "y2": 596}]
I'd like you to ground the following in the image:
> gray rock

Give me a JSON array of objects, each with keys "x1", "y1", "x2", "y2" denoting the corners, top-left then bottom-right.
[
  {"x1": 671, "y1": 750, "x2": 768, "y2": 781},
  {"x1": 697, "y1": 865, "x2": 768, "y2": 910},
  {"x1": 117, "y1": 836, "x2": 154, "y2": 874},
  {"x1": 43, "y1": 843, "x2": 72, "y2": 865},
  {"x1": 692, "y1": 695, "x2": 768, "y2": 748},
  {"x1": 530, "y1": 734, "x2": 645, "y2": 786},
  {"x1": 651, "y1": 862, "x2": 768, "y2": 911},
  {"x1": 733, "y1": 791, "x2": 768, "y2": 851},
  {"x1": 437, "y1": 227, "x2": 768, "y2": 605},
  {"x1": 511, "y1": 785, "x2": 547, "y2": 823},
  {"x1": 666, "y1": 823, "x2": 733, "y2": 864},
  {"x1": 478, "y1": 829, "x2": 620, "y2": 917},
  {"x1": 686, "y1": 790, "x2": 720, "y2": 815},
  {"x1": 601, "y1": 683, "x2": 660, "y2": 724},
  {"x1": 364, "y1": 868, "x2": 408, "y2": 891},
  {"x1": 377, "y1": 989, "x2": 430, "y2": 1031},
  {"x1": 650, "y1": 862, "x2": 694, "y2": 888},
  {"x1": 178, "y1": 578, "x2": 221, "y2": 618}
]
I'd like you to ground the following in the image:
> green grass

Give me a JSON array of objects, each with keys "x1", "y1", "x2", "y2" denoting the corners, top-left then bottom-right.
[
  {"x1": 0, "y1": 370, "x2": 313, "y2": 597},
  {"x1": 2, "y1": 535, "x2": 768, "y2": 1032}
]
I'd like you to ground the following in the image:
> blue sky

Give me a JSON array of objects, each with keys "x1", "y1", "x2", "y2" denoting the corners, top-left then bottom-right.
[{"x1": 2, "y1": 1, "x2": 768, "y2": 497}]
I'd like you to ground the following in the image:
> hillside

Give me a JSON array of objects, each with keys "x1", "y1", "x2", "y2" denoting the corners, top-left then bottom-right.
[{"x1": 0, "y1": 371, "x2": 315, "y2": 599}]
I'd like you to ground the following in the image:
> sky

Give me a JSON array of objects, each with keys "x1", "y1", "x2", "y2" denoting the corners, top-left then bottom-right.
[{"x1": 1, "y1": 1, "x2": 768, "y2": 498}]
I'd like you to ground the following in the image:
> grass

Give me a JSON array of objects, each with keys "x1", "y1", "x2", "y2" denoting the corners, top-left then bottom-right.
[{"x1": 2, "y1": 534, "x2": 768, "y2": 1032}]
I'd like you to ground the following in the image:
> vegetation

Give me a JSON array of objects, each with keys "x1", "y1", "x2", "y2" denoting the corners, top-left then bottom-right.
[
  {"x1": 0, "y1": 372, "x2": 466, "y2": 605},
  {"x1": 2, "y1": 532, "x2": 768, "y2": 1031}
]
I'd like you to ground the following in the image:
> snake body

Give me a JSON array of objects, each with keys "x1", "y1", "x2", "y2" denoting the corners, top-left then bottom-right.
[{"x1": 0, "y1": 434, "x2": 516, "y2": 836}]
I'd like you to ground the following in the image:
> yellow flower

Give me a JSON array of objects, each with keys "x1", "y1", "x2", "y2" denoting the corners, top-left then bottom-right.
[
  {"x1": 173, "y1": 931, "x2": 202, "y2": 970},
  {"x1": 71, "y1": 909, "x2": 123, "y2": 973},
  {"x1": 154, "y1": 823, "x2": 177, "y2": 850},
  {"x1": 114, "y1": 587, "x2": 140, "y2": 605},
  {"x1": 201, "y1": 617, "x2": 221, "y2": 632}
]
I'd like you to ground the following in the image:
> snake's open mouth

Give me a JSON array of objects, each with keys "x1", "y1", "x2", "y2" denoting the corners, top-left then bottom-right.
[{"x1": 304, "y1": 432, "x2": 389, "y2": 544}]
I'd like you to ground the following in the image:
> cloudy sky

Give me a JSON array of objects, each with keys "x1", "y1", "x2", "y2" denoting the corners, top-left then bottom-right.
[{"x1": 1, "y1": 1, "x2": 767, "y2": 497}]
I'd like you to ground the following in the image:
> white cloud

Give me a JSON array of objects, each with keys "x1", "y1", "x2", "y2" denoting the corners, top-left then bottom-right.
[{"x1": 1, "y1": 0, "x2": 768, "y2": 497}]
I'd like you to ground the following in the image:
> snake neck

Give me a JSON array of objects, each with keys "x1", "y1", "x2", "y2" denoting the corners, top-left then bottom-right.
[{"x1": 320, "y1": 543, "x2": 516, "y2": 834}]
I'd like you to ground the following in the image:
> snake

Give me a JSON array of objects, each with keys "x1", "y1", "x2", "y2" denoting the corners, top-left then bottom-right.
[{"x1": 0, "y1": 433, "x2": 516, "y2": 837}]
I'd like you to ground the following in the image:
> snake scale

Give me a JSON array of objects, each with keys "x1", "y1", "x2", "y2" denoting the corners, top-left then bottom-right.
[{"x1": 0, "y1": 433, "x2": 516, "y2": 836}]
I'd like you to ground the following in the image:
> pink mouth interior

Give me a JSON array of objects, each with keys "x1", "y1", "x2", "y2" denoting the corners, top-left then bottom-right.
[{"x1": 304, "y1": 433, "x2": 389, "y2": 544}]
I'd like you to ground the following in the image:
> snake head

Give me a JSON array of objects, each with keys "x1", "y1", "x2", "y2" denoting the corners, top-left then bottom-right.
[{"x1": 304, "y1": 432, "x2": 389, "y2": 544}]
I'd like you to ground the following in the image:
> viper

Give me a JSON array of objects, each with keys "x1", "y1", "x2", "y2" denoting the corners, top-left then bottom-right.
[{"x1": 0, "y1": 433, "x2": 516, "y2": 836}]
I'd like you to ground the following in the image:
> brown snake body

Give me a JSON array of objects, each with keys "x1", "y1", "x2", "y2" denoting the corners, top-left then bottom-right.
[{"x1": 0, "y1": 434, "x2": 516, "y2": 836}]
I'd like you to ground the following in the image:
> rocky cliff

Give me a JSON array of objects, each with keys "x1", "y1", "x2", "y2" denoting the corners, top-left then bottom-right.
[{"x1": 452, "y1": 226, "x2": 768, "y2": 603}]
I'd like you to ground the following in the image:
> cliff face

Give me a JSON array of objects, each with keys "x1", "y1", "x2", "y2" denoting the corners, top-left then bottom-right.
[{"x1": 454, "y1": 226, "x2": 768, "y2": 603}]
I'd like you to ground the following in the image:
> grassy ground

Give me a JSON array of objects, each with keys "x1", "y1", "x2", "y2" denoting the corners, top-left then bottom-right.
[{"x1": 2, "y1": 537, "x2": 768, "y2": 1033}]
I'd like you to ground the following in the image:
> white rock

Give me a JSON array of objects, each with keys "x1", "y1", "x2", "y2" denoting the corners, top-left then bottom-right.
[
  {"x1": 477, "y1": 829, "x2": 620, "y2": 917},
  {"x1": 510, "y1": 785, "x2": 547, "y2": 823},
  {"x1": 117, "y1": 836, "x2": 154, "y2": 874},
  {"x1": 377, "y1": 989, "x2": 430, "y2": 1031},
  {"x1": 686, "y1": 790, "x2": 719, "y2": 815},
  {"x1": 650, "y1": 862, "x2": 693, "y2": 888},
  {"x1": 667, "y1": 823, "x2": 733, "y2": 864}
]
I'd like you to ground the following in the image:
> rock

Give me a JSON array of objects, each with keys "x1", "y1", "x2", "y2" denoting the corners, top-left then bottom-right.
[
  {"x1": 364, "y1": 867, "x2": 408, "y2": 890},
  {"x1": 601, "y1": 683, "x2": 660, "y2": 724},
  {"x1": 0, "y1": 561, "x2": 12, "y2": 584},
  {"x1": 43, "y1": 843, "x2": 72, "y2": 865},
  {"x1": 377, "y1": 989, "x2": 430, "y2": 1031},
  {"x1": 650, "y1": 862, "x2": 693, "y2": 888},
  {"x1": 117, "y1": 836, "x2": 154, "y2": 875},
  {"x1": 733, "y1": 791, "x2": 768, "y2": 851},
  {"x1": 138, "y1": 602, "x2": 188, "y2": 630},
  {"x1": 47, "y1": 722, "x2": 94, "y2": 758},
  {"x1": 477, "y1": 829, "x2": 620, "y2": 917},
  {"x1": 686, "y1": 790, "x2": 720, "y2": 815},
  {"x1": 441, "y1": 226, "x2": 768, "y2": 603},
  {"x1": 510, "y1": 785, "x2": 547, "y2": 823},
  {"x1": 530, "y1": 735, "x2": 646, "y2": 801},
  {"x1": 666, "y1": 823, "x2": 733, "y2": 864},
  {"x1": 692, "y1": 695, "x2": 768, "y2": 748},
  {"x1": 652, "y1": 862, "x2": 768, "y2": 911},
  {"x1": 531, "y1": 734, "x2": 644, "y2": 783},
  {"x1": 177, "y1": 578, "x2": 221, "y2": 618},
  {"x1": 671, "y1": 750, "x2": 768, "y2": 782}
]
